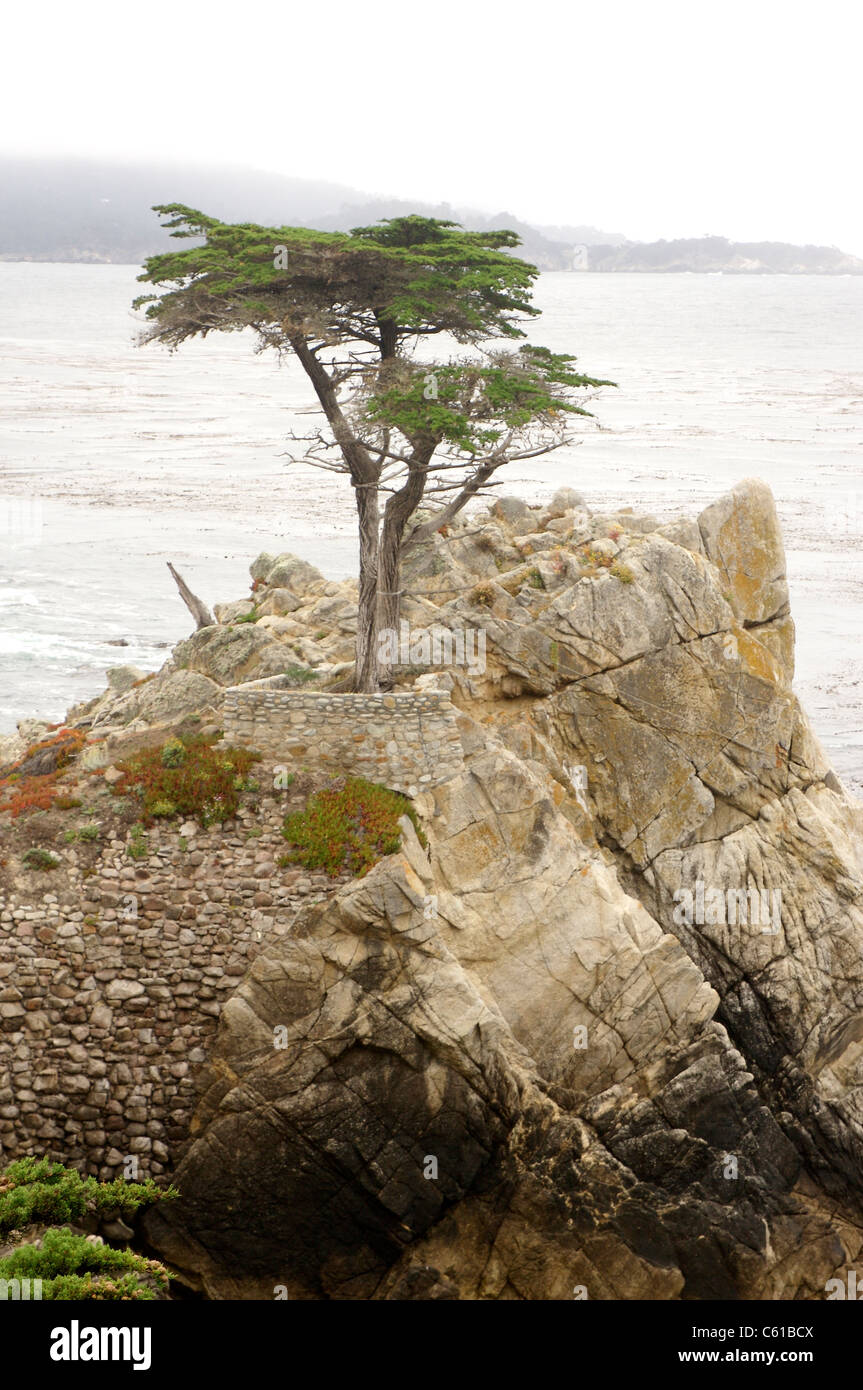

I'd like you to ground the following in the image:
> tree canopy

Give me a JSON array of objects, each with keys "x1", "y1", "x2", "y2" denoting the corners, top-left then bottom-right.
[
  {"x1": 134, "y1": 206, "x2": 539, "y2": 352},
  {"x1": 135, "y1": 207, "x2": 613, "y2": 689}
]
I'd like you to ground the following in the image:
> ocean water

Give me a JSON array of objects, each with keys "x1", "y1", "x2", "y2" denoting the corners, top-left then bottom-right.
[{"x1": 1, "y1": 264, "x2": 862, "y2": 784}]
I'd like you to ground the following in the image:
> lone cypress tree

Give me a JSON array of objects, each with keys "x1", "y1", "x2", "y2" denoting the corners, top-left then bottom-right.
[{"x1": 135, "y1": 209, "x2": 612, "y2": 690}]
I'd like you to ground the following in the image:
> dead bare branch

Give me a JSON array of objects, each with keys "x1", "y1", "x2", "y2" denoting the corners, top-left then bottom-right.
[{"x1": 167, "y1": 562, "x2": 215, "y2": 630}]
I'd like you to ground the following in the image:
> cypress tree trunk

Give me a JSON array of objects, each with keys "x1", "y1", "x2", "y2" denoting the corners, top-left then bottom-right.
[
  {"x1": 288, "y1": 334, "x2": 384, "y2": 693},
  {"x1": 376, "y1": 528, "x2": 401, "y2": 686},
  {"x1": 377, "y1": 458, "x2": 431, "y2": 685},
  {"x1": 354, "y1": 484, "x2": 381, "y2": 693}
]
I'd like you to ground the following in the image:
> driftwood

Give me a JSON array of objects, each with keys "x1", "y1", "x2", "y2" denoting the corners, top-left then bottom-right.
[{"x1": 167, "y1": 562, "x2": 215, "y2": 630}]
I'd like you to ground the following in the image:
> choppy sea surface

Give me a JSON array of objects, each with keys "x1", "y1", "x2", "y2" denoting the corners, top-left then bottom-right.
[{"x1": 1, "y1": 265, "x2": 861, "y2": 786}]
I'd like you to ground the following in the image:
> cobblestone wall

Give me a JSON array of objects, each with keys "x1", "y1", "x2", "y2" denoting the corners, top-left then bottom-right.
[
  {"x1": 0, "y1": 693, "x2": 464, "y2": 1179},
  {"x1": 223, "y1": 681, "x2": 465, "y2": 793},
  {"x1": 0, "y1": 770, "x2": 349, "y2": 1179}
]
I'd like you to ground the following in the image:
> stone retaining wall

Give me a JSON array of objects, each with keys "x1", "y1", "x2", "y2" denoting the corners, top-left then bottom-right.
[
  {"x1": 0, "y1": 690, "x2": 466, "y2": 1180},
  {"x1": 0, "y1": 777, "x2": 348, "y2": 1179},
  {"x1": 223, "y1": 680, "x2": 465, "y2": 793}
]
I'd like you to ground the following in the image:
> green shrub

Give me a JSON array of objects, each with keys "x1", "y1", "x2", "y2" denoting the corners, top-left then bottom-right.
[
  {"x1": 610, "y1": 562, "x2": 634, "y2": 584},
  {"x1": 160, "y1": 737, "x2": 186, "y2": 768},
  {"x1": 0, "y1": 1159, "x2": 177, "y2": 1301},
  {"x1": 470, "y1": 583, "x2": 496, "y2": 607},
  {"x1": 63, "y1": 824, "x2": 100, "y2": 844},
  {"x1": 283, "y1": 664, "x2": 320, "y2": 685},
  {"x1": 0, "y1": 1157, "x2": 176, "y2": 1240},
  {"x1": 116, "y1": 737, "x2": 260, "y2": 827},
  {"x1": 21, "y1": 848, "x2": 59, "y2": 871},
  {"x1": 0, "y1": 1228, "x2": 169, "y2": 1300},
  {"x1": 126, "y1": 824, "x2": 149, "y2": 860},
  {"x1": 282, "y1": 777, "x2": 427, "y2": 878}
]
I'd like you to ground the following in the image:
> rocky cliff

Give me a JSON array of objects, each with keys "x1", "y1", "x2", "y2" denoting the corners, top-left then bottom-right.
[{"x1": 5, "y1": 479, "x2": 863, "y2": 1300}]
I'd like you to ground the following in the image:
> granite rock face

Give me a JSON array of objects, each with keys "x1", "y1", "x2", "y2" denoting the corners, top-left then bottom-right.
[
  {"x1": 12, "y1": 478, "x2": 863, "y2": 1300},
  {"x1": 146, "y1": 730, "x2": 863, "y2": 1300},
  {"x1": 146, "y1": 483, "x2": 863, "y2": 1298}
]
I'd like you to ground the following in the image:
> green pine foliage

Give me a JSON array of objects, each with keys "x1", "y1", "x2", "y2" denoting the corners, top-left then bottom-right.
[
  {"x1": 0, "y1": 1158, "x2": 178, "y2": 1301},
  {"x1": 134, "y1": 210, "x2": 612, "y2": 446},
  {"x1": 364, "y1": 347, "x2": 612, "y2": 456},
  {"x1": 0, "y1": 1228, "x2": 170, "y2": 1301},
  {"x1": 134, "y1": 207, "x2": 540, "y2": 349},
  {"x1": 0, "y1": 1157, "x2": 176, "y2": 1239}
]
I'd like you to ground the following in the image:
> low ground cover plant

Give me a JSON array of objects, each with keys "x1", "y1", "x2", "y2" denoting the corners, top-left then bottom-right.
[
  {"x1": 281, "y1": 776, "x2": 427, "y2": 877},
  {"x1": 0, "y1": 1157, "x2": 177, "y2": 1300},
  {"x1": 114, "y1": 736, "x2": 259, "y2": 826}
]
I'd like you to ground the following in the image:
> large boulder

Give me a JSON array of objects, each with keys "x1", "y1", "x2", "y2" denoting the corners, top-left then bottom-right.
[
  {"x1": 213, "y1": 599, "x2": 256, "y2": 624},
  {"x1": 255, "y1": 588, "x2": 302, "y2": 618},
  {"x1": 0, "y1": 731, "x2": 26, "y2": 769},
  {"x1": 253, "y1": 552, "x2": 325, "y2": 594},
  {"x1": 173, "y1": 624, "x2": 291, "y2": 687},
  {"x1": 106, "y1": 665, "x2": 146, "y2": 693},
  {"x1": 490, "y1": 496, "x2": 541, "y2": 536},
  {"x1": 545, "y1": 486, "x2": 587, "y2": 518},
  {"x1": 88, "y1": 668, "x2": 222, "y2": 728},
  {"x1": 698, "y1": 477, "x2": 789, "y2": 625},
  {"x1": 146, "y1": 724, "x2": 863, "y2": 1301},
  {"x1": 130, "y1": 669, "x2": 222, "y2": 723},
  {"x1": 249, "y1": 552, "x2": 277, "y2": 583}
]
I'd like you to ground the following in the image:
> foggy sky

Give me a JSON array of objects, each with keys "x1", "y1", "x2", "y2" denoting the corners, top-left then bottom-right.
[{"x1": 3, "y1": 0, "x2": 861, "y2": 254}]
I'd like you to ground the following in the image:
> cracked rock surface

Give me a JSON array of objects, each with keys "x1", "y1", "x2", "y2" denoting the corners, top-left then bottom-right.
[{"x1": 146, "y1": 481, "x2": 863, "y2": 1299}]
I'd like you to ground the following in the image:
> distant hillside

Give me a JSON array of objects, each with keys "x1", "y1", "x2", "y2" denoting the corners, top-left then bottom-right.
[
  {"x1": 583, "y1": 235, "x2": 863, "y2": 274},
  {"x1": 0, "y1": 158, "x2": 367, "y2": 264},
  {"x1": 0, "y1": 160, "x2": 859, "y2": 273},
  {"x1": 537, "y1": 221, "x2": 627, "y2": 247},
  {"x1": 0, "y1": 158, "x2": 622, "y2": 270},
  {"x1": 315, "y1": 199, "x2": 580, "y2": 270}
]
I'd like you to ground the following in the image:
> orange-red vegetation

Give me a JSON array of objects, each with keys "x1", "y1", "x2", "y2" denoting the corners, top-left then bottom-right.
[{"x1": 0, "y1": 727, "x2": 86, "y2": 818}]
